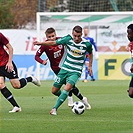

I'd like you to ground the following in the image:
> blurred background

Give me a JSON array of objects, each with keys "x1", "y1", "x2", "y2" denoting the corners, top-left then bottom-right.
[{"x1": 0, "y1": 0, "x2": 133, "y2": 80}]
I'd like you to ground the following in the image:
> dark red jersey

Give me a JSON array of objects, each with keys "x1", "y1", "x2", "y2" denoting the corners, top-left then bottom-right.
[
  {"x1": 35, "y1": 38, "x2": 64, "y2": 73},
  {"x1": 0, "y1": 32, "x2": 9, "y2": 67},
  {"x1": 130, "y1": 41, "x2": 133, "y2": 52}
]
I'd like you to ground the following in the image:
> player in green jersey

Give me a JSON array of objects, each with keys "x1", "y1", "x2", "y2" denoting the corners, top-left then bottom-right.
[{"x1": 34, "y1": 25, "x2": 93, "y2": 115}]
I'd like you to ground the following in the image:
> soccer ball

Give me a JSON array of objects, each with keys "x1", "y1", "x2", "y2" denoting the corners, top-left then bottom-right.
[{"x1": 72, "y1": 101, "x2": 85, "y2": 115}]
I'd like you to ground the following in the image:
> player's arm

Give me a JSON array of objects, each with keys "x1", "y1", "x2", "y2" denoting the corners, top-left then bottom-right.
[
  {"x1": 91, "y1": 38, "x2": 98, "y2": 51},
  {"x1": 34, "y1": 35, "x2": 71, "y2": 46},
  {"x1": 88, "y1": 52, "x2": 93, "y2": 76},
  {"x1": 87, "y1": 42, "x2": 93, "y2": 75},
  {"x1": 91, "y1": 38, "x2": 99, "y2": 59},
  {"x1": 35, "y1": 46, "x2": 48, "y2": 65},
  {"x1": 5, "y1": 43, "x2": 14, "y2": 72},
  {"x1": 34, "y1": 40, "x2": 57, "y2": 46}
]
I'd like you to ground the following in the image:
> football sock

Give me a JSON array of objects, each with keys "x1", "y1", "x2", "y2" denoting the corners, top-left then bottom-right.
[
  {"x1": 19, "y1": 77, "x2": 32, "y2": 88},
  {"x1": 85, "y1": 65, "x2": 88, "y2": 79},
  {"x1": 54, "y1": 90, "x2": 69, "y2": 110},
  {"x1": 68, "y1": 89, "x2": 73, "y2": 96},
  {"x1": 19, "y1": 78, "x2": 27, "y2": 88},
  {"x1": 26, "y1": 77, "x2": 32, "y2": 82},
  {"x1": 54, "y1": 90, "x2": 61, "y2": 96},
  {"x1": 72, "y1": 87, "x2": 83, "y2": 100},
  {"x1": 90, "y1": 75, "x2": 94, "y2": 79},
  {"x1": 1, "y1": 87, "x2": 19, "y2": 107}
]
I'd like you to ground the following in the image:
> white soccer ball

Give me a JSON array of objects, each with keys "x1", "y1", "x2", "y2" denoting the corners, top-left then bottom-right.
[{"x1": 72, "y1": 101, "x2": 85, "y2": 115}]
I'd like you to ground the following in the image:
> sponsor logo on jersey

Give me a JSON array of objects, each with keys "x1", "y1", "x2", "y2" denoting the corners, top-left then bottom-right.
[{"x1": 70, "y1": 49, "x2": 83, "y2": 56}]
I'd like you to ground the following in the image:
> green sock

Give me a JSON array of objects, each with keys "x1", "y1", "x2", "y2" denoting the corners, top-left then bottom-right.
[
  {"x1": 54, "y1": 90, "x2": 61, "y2": 96},
  {"x1": 54, "y1": 90, "x2": 69, "y2": 110}
]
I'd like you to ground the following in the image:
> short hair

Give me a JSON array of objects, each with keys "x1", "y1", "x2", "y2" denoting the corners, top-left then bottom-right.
[
  {"x1": 83, "y1": 26, "x2": 89, "y2": 29},
  {"x1": 127, "y1": 24, "x2": 133, "y2": 31},
  {"x1": 45, "y1": 27, "x2": 55, "y2": 34},
  {"x1": 73, "y1": 25, "x2": 82, "y2": 33}
]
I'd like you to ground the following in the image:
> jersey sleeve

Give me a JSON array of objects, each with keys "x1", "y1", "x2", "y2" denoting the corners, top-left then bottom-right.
[
  {"x1": 91, "y1": 38, "x2": 98, "y2": 52},
  {"x1": 0, "y1": 33, "x2": 9, "y2": 45},
  {"x1": 56, "y1": 35, "x2": 72, "y2": 45},
  {"x1": 86, "y1": 42, "x2": 93, "y2": 54},
  {"x1": 35, "y1": 45, "x2": 45, "y2": 64}
]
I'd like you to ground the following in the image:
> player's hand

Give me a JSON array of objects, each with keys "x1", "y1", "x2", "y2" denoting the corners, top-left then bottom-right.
[
  {"x1": 33, "y1": 41, "x2": 41, "y2": 45},
  {"x1": 5, "y1": 62, "x2": 14, "y2": 73},
  {"x1": 42, "y1": 58, "x2": 48, "y2": 65}
]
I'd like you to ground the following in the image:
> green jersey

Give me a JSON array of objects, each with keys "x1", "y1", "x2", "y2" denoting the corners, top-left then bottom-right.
[{"x1": 56, "y1": 34, "x2": 93, "y2": 75}]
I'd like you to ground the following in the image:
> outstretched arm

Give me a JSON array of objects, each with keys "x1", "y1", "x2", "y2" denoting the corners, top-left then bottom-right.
[{"x1": 33, "y1": 40, "x2": 57, "y2": 46}]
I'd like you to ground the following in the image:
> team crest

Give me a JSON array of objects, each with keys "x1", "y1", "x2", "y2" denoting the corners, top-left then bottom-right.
[
  {"x1": 58, "y1": 45, "x2": 63, "y2": 49},
  {"x1": 80, "y1": 46, "x2": 83, "y2": 50}
]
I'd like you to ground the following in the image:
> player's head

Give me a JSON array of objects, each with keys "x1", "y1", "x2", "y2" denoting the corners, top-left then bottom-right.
[
  {"x1": 127, "y1": 24, "x2": 133, "y2": 42},
  {"x1": 83, "y1": 26, "x2": 89, "y2": 37},
  {"x1": 72, "y1": 25, "x2": 82, "y2": 44},
  {"x1": 45, "y1": 27, "x2": 56, "y2": 41}
]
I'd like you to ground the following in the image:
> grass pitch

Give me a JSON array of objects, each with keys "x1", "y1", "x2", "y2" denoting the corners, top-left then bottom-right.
[{"x1": 0, "y1": 80, "x2": 133, "y2": 133}]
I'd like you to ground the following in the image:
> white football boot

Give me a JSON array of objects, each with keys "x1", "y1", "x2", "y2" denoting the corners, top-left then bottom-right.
[
  {"x1": 30, "y1": 75, "x2": 41, "y2": 87},
  {"x1": 50, "y1": 108, "x2": 57, "y2": 115},
  {"x1": 68, "y1": 96, "x2": 74, "y2": 107},
  {"x1": 82, "y1": 97, "x2": 91, "y2": 110},
  {"x1": 9, "y1": 106, "x2": 21, "y2": 113}
]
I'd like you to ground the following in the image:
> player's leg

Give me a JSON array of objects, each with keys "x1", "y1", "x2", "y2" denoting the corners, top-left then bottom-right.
[
  {"x1": 50, "y1": 70, "x2": 73, "y2": 115},
  {"x1": 68, "y1": 89, "x2": 74, "y2": 107},
  {"x1": 128, "y1": 77, "x2": 133, "y2": 98},
  {"x1": 9, "y1": 62, "x2": 40, "y2": 89},
  {"x1": 51, "y1": 85, "x2": 61, "y2": 96},
  {"x1": 50, "y1": 84, "x2": 71, "y2": 115},
  {"x1": 67, "y1": 86, "x2": 83, "y2": 107},
  {"x1": 87, "y1": 61, "x2": 95, "y2": 81},
  {"x1": 88, "y1": 71, "x2": 95, "y2": 81},
  {"x1": 0, "y1": 76, "x2": 21, "y2": 113},
  {"x1": 70, "y1": 86, "x2": 91, "y2": 109},
  {"x1": 84, "y1": 59, "x2": 89, "y2": 82}
]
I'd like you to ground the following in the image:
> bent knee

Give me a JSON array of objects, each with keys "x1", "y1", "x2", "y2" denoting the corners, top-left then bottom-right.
[
  {"x1": 51, "y1": 86, "x2": 59, "y2": 94},
  {"x1": 0, "y1": 77, "x2": 5, "y2": 89},
  {"x1": 12, "y1": 84, "x2": 20, "y2": 89},
  {"x1": 0, "y1": 83, "x2": 5, "y2": 89},
  {"x1": 128, "y1": 87, "x2": 133, "y2": 98},
  {"x1": 51, "y1": 89, "x2": 57, "y2": 94},
  {"x1": 129, "y1": 92, "x2": 133, "y2": 98}
]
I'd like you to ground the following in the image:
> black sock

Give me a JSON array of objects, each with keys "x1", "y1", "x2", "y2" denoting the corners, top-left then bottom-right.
[
  {"x1": 19, "y1": 78, "x2": 27, "y2": 88},
  {"x1": 26, "y1": 77, "x2": 32, "y2": 82},
  {"x1": 68, "y1": 89, "x2": 73, "y2": 96},
  {"x1": 1, "y1": 87, "x2": 19, "y2": 107},
  {"x1": 71, "y1": 87, "x2": 83, "y2": 100},
  {"x1": 19, "y1": 77, "x2": 32, "y2": 88}
]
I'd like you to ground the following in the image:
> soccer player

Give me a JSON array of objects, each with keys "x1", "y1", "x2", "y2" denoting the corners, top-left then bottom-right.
[
  {"x1": 83, "y1": 26, "x2": 98, "y2": 82},
  {"x1": 35, "y1": 27, "x2": 91, "y2": 109},
  {"x1": 34, "y1": 25, "x2": 93, "y2": 115},
  {"x1": 0, "y1": 32, "x2": 40, "y2": 113},
  {"x1": 127, "y1": 24, "x2": 133, "y2": 98}
]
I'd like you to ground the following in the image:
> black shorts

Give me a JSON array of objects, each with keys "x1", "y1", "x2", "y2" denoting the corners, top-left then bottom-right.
[{"x1": 0, "y1": 61, "x2": 19, "y2": 79}]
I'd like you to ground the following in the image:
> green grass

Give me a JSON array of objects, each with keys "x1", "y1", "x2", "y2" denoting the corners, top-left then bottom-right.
[{"x1": 0, "y1": 80, "x2": 133, "y2": 133}]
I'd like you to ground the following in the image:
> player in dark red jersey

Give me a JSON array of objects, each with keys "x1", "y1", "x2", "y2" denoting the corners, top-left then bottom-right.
[
  {"x1": 35, "y1": 27, "x2": 91, "y2": 109},
  {"x1": 127, "y1": 24, "x2": 133, "y2": 98},
  {"x1": 0, "y1": 32, "x2": 40, "y2": 113}
]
